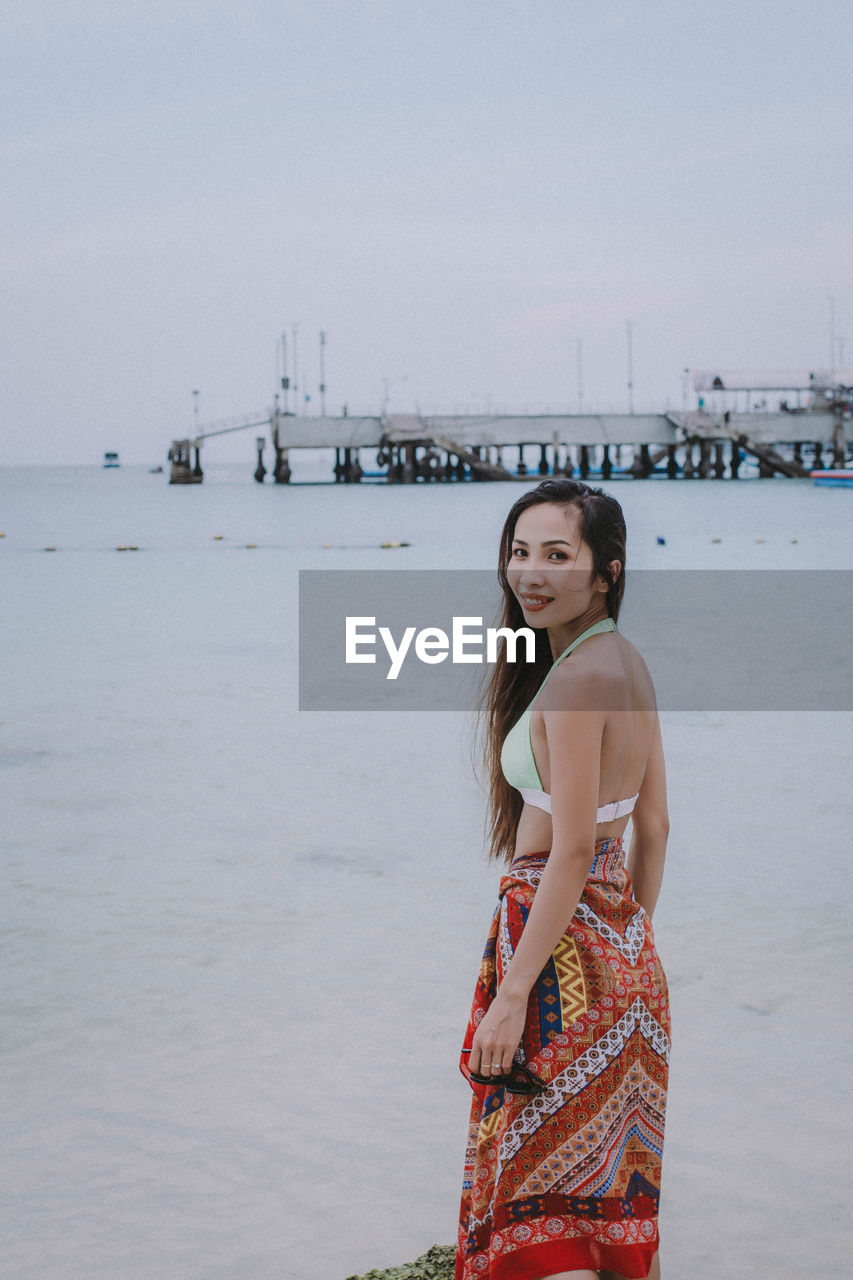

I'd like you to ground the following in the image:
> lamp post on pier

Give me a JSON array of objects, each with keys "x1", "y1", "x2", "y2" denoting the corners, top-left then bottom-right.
[{"x1": 381, "y1": 375, "x2": 409, "y2": 417}]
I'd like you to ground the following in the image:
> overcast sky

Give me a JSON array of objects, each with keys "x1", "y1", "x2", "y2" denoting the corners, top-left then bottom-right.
[{"x1": 2, "y1": 0, "x2": 851, "y2": 464}]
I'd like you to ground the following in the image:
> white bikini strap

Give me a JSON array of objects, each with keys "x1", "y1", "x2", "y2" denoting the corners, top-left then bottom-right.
[{"x1": 595, "y1": 792, "x2": 640, "y2": 823}]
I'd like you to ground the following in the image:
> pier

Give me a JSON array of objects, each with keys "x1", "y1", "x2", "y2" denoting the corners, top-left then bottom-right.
[
  {"x1": 168, "y1": 370, "x2": 853, "y2": 485},
  {"x1": 168, "y1": 409, "x2": 850, "y2": 484}
]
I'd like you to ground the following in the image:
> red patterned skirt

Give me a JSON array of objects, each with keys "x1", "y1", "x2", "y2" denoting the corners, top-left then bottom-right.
[{"x1": 456, "y1": 837, "x2": 670, "y2": 1280}]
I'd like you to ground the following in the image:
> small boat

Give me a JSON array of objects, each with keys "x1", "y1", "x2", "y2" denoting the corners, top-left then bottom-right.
[
  {"x1": 149, "y1": 465, "x2": 164, "y2": 474},
  {"x1": 810, "y1": 469, "x2": 853, "y2": 488},
  {"x1": 103, "y1": 451, "x2": 120, "y2": 468}
]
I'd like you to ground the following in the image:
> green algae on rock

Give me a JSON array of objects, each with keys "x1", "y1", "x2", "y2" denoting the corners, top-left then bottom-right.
[{"x1": 344, "y1": 1243, "x2": 455, "y2": 1280}]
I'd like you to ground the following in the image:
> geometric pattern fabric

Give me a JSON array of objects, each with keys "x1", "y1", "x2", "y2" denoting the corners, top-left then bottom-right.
[{"x1": 456, "y1": 838, "x2": 670, "y2": 1280}]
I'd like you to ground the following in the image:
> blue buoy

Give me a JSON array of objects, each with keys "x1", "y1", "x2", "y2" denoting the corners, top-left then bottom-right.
[{"x1": 656, "y1": 536, "x2": 666, "y2": 545}]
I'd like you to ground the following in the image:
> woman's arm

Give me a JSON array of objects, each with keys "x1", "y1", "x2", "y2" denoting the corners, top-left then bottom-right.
[
  {"x1": 625, "y1": 711, "x2": 668, "y2": 918},
  {"x1": 468, "y1": 671, "x2": 610, "y2": 1077}
]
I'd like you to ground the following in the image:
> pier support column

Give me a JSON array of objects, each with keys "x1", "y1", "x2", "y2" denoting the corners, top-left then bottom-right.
[
  {"x1": 666, "y1": 443, "x2": 679, "y2": 478},
  {"x1": 192, "y1": 439, "x2": 204, "y2": 481},
  {"x1": 346, "y1": 448, "x2": 363, "y2": 482},
  {"x1": 812, "y1": 439, "x2": 825, "y2": 469},
  {"x1": 417, "y1": 446, "x2": 440, "y2": 482},
  {"x1": 273, "y1": 446, "x2": 291, "y2": 483},
  {"x1": 538, "y1": 444, "x2": 549, "y2": 475},
  {"x1": 601, "y1": 444, "x2": 612, "y2": 479},
  {"x1": 627, "y1": 443, "x2": 654, "y2": 478},
  {"x1": 402, "y1": 442, "x2": 417, "y2": 483},
  {"x1": 757, "y1": 452, "x2": 774, "y2": 478},
  {"x1": 386, "y1": 446, "x2": 403, "y2": 483},
  {"x1": 517, "y1": 445, "x2": 528, "y2": 476},
  {"x1": 578, "y1": 444, "x2": 590, "y2": 479},
  {"x1": 254, "y1": 436, "x2": 266, "y2": 483},
  {"x1": 793, "y1": 442, "x2": 804, "y2": 467},
  {"x1": 712, "y1": 441, "x2": 726, "y2": 479},
  {"x1": 682, "y1": 441, "x2": 697, "y2": 478},
  {"x1": 697, "y1": 439, "x2": 712, "y2": 478},
  {"x1": 729, "y1": 439, "x2": 741, "y2": 478},
  {"x1": 832, "y1": 415, "x2": 845, "y2": 468}
]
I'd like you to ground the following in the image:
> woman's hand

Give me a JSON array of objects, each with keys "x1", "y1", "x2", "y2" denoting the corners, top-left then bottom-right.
[{"x1": 469, "y1": 989, "x2": 528, "y2": 1077}]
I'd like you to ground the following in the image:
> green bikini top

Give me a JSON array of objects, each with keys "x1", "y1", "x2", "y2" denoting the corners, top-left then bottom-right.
[{"x1": 500, "y1": 616, "x2": 618, "y2": 797}]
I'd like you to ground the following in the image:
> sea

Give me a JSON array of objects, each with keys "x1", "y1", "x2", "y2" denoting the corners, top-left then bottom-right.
[{"x1": 2, "y1": 461, "x2": 851, "y2": 1280}]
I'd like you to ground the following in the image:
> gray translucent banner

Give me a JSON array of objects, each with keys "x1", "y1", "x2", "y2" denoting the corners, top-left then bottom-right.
[{"x1": 298, "y1": 570, "x2": 853, "y2": 711}]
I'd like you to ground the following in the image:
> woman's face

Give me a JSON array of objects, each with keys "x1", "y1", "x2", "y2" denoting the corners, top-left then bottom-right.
[{"x1": 507, "y1": 502, "x2": 609, "y2": 624}]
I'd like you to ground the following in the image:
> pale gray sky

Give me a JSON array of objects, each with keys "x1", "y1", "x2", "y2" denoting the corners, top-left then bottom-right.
[{"x1": 2, "y1": 0, "x2": 851, "y2": 463}]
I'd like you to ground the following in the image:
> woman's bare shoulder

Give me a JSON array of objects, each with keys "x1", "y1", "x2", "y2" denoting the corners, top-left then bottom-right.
[
  {"x1": 541, "y1": 646, "x2": 624, "y2": 713},
  {"x1": 543, "y1": 632, "x2": 655, "y2": 710},
  {"x1": 614, "y1": 630, "x2": 655, "y2": 680}
]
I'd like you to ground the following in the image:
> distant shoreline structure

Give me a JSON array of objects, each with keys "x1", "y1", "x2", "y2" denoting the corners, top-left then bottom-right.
[{"x1": 165, "y1": 367, "x2": 853, "y2": 486}]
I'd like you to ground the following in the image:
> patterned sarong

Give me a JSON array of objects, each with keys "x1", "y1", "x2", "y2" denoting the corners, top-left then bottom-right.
[{"x1": 456, "y1": 837, "x2": 670, "y2": 1280}]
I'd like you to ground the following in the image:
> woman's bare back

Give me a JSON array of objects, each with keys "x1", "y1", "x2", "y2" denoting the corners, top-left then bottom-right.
[{"x1": 513, "y1": 631, "x2": 659, "y2": 858}]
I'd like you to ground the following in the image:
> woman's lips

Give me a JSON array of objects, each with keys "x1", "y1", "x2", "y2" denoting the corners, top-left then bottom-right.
[{"x1": 520, "y1": 593, "x2": 553, "y2": 612}]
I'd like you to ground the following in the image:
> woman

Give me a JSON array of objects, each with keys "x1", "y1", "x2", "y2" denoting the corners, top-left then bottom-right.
[{"x1": 456, "y1": 479, "x2": 670, "y2": 1280}]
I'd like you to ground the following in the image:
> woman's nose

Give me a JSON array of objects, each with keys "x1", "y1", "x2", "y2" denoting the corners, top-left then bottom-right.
[{"x1": 518, "y1": 560, "x2": 547, "y2": 583}]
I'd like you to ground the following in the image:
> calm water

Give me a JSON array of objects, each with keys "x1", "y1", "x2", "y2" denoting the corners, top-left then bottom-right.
[{"x1": 2, "y1": 465, "x2": 851, "y2": 1279}]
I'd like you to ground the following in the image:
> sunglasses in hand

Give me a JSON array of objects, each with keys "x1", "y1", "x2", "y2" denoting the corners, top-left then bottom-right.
[{"x1": 461, "y1": 1049, "x2": 548, "y2": 1095}]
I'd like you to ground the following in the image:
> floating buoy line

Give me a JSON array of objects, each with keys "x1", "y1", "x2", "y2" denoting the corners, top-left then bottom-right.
[{"x1": 15, "y1": 532, "x2": 804, "y2": 553}]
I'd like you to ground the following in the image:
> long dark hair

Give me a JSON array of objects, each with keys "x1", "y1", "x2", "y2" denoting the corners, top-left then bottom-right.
[{"x1": 476, "y1": 478, "x2": 627, "y2": 863}]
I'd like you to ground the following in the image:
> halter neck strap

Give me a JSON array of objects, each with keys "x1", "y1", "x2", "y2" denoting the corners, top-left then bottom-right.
[{"x1": 542, "y1": 616, "x2": 616, "y2": 687}]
